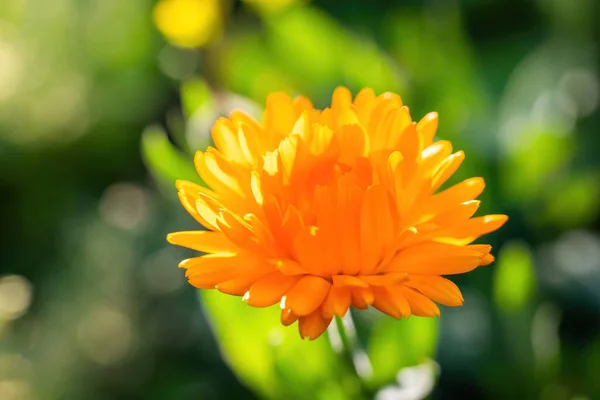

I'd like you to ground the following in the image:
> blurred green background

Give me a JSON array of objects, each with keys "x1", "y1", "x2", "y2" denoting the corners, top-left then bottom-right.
[{"x1": 1, "y1": 0, "x2": 599, "y2": 399}]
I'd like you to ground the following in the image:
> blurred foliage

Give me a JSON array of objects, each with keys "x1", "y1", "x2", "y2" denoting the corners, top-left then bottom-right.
[
  {"x1": 1, "y1": 0, "x2": 599, "y2": 399},
  {"x1": 141, "y1": 125, "x2": 201, "y2": 187},
  {"x1": 493, "y1": 241, "x2": 536, "y2": 314},
  {"x1": 201, "y1": 290, "x2": 355, "y2": 400},
  {"x1": 367, "y1": 316, "x2": 438, "y2": 389}
]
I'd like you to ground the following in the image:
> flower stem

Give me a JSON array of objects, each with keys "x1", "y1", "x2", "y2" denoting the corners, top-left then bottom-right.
[{"x1": 329, "y1": 313, "x2": 373, "y2": 398}]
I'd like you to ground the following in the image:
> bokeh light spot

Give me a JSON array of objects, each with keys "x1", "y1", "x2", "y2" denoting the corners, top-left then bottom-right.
[
  {"x1": 0, "y1": 276, "x2": 33, "y2": 321},
  {"x1": 76, "y1": 305, "x2": 132, "y2": 366}
]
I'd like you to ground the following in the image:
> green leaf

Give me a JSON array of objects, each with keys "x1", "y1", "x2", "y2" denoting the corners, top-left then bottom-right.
[
  {"x1": 367, "y1": 316, "x2": 438, "y2": 389},
  {"x1": 141, "y1": 125, "x2": 202, "y2": 187},
  {"x1": 200, "y1": 290, "x2": 354, "y2": 400},
  {"x1": 493, "y1": 241, "x2": 536, "y2": 314}
]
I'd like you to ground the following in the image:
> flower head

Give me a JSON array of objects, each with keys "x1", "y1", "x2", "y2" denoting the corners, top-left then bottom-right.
[{"x1": 168, "y1": 87, "x2": 507, "y2": 340}]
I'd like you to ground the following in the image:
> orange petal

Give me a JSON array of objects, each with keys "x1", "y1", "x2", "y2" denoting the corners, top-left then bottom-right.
[
  {"x1": 351, "y1": 287, "x2": 374, "y2": 310},
  {"x1": 387, "y1": 242, "x2": 485, "y2": 275},
  {"x1": 397, "y1": 122, "x2": 421, "y2": 168},
  {"x1": 176, "y1": 179, "x2": 209, "y2": 195},
  {"x1": 298, "y1": 310, "x2": 332, "y2": 340},
  {"x1": 216, "y1": 208, "x2": 258, "y2": 252},
  {"x1": 274, "y1": 259, "x2": 306, "y2": 275},
  {"x1": 237, "y1": 124, "x2": 261, "y2": 165},
  {"x1": 360, "y1": 185, "x2": 395, "y2": 274},
  {"x1": 360, "y1": 273, "x2": 408, "y2": 286},
  {"x1": 417, "y1": 112, "x2": 439, "y2": 146},
  {"x1": 332, "y1": 275, "x2": 369, "y2": 288},
  {"x1": 337, "y1": 183, "x2": 363, "y2": 276},
  {"x1": 420, "y1": 140, "x2": 453, "y2": 171},
  {"x1": 468, "y1": 244, "x2": 492, "y2": 255},
  {"x1": 281, "y1": 276, "x2": 331, "y2": 316},
  {"x1": 229, "y1": 110, "x2": 263, "y2": 133},
  {"x1": 176, "y1": 180, "x2": 219, "y2": 230},
  {"x1": 387, "y1": 151, "x2": 404, "y2": 197},
  {"x1": 177, "y1": 192, "x2": 208, "y2": 228},
  {"x1": 263, "y1": 92, "x2": 295, "y2": 135},
  {"x1": 430, "y1": 177, "x2": 485, "y2": 208},
  {"x1": 281, "y1": 308, "x2": 299, "y2": 326},
  {"x1": 167, "y1": 231, "x2": 238, "y2": 253},
  {"x1": 371, "y1": 107, "x2": 411, "y2": 151},
  {"x1": 435, "y1": 214, "x2": 508, "y2": 245},
  {"x1": 280, "y1": 205, "x2": 305, "y2": 257},
  {"x1": 480, "y1": 253, "x2": 495, "y2": 266},
  {"x1": 406, "y1": 275, "x2": 464, "y2": 307},
  {"x1": 331, "y1": 86, "x2": 353, "y2": 111},
  {"x1": 211, "y1": 117, "x2": 244, "y2": 162},
  {"x1": 371, "y1": 286, "x2": 411, "y2": 319},
  {"x1": 431, "y1": 151, "x2": 465, "y2": 191},
  {"x1": 294, "y1": 229, "x2": 330, "y2": 276},
  {"x1": 468, "y1": 215, "x2": 508, "y2": 235},
  {"x1": 293, "y1": 95, "x2": 314, "y2": 115},
  {"x1": 353, "y1": 88, "x2": 376, "y2": 126},
  {"x1": 308, "y1": 124, "x2": 335, "y2": 156},
  {"x1": 244, "y1": 213, "x2": 280, "y2": 257},
  {"x1": 216, "y1": 273, "x2": 270, "y2": 296},
  {"x1": 195, "y1": 150, "x2": 243, "y2": 198},
  {"x1": 322, "y1": 285, "x2": 352, "y2": 319},
  {"x1": 243, "y1": 273, "x2": 300, "y2": 307},
  {"x1": 195, "y1": 193, "x2": 223, "y2": 232},
  {"x1": 183, "y1": 255, "x2": 244, "y2": 288},
  {"x1": 401, "y1": 286, "x2": 440, "y2": 317},
  {"x1": 338, "y1": 124, "x2": 368, "y2": 165},
  {"x1": 310, "y1": 186, "x2": 341, "y2": 276},
  {"x1": 291, "y1": 111, "x2": 311, "y2": 141},
  {"x1": 430, "y1": 200, "x2": 481, "y2": 227},
  {"x1": 278, "y1": 135, "x2": 299, "y2": 183},
  {"x1": 367, "y1": 93, "x2": 403, "y2": 139}
]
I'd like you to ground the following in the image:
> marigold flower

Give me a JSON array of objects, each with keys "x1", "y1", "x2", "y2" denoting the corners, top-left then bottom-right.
[{"x1": 168, "y1": 87, "x2": 508, "y2": 340}]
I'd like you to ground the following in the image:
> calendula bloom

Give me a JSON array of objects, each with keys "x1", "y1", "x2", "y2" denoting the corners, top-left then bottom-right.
[{"x1": 168, "y1": 87, "x2": 508, "y2": 340}]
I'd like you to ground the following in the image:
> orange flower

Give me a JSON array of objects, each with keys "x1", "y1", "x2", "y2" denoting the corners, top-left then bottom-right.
[{"x1": 168, "y1": 87, "x2": 508, "y2": 340}]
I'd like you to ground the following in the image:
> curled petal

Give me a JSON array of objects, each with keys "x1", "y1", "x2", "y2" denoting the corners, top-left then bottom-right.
[
  {"x1": 217, "y1": 271, "x2": 272, "y2": 296},
  {"x1": 298, "y1": 310, "x2": 332, "y2": 340},
  {"x1": 243, "y1": 273, "x2": 300, "y2": 308},
  {"x1": 281, "y1": 276, "x2": 331, "y2": 316},
  {"x1": 322, "y1": 285, "x2": 352, "y2": 319},
  {"x1": 406, "y1": 275, "x2": 464, "y2": 307},
  {"x1": 351, "y1": 287, "x2": 374, "y2": 310},
  {"x1": 281, "y1": 308, "x2": 298, "y2": 326},
  {"x1": 401, "y1": 286, "x2": 440, "y2": 317},
  {"x1": 371, "y1": 286, "x2": 411, "y2": 319}
]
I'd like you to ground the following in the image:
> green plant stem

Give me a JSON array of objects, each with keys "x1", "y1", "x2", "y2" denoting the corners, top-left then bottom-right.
[{"x1": 330, "y1": 313, "x2": 374, "y2": 399}]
